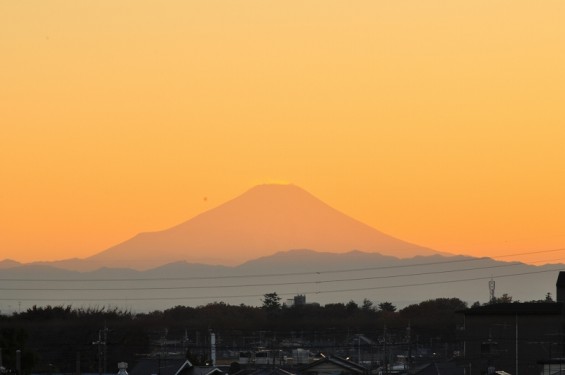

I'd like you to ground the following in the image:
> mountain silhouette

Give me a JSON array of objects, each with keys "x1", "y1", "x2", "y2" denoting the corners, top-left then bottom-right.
[
  {"x1": 0, "y1": 259, "x2": 21, "y2": 269},
  {"x1": 3, "y1": 250, "x2": 563, "y2": 312},
  {"x1": 82, "y1": 184, "x2": 442, "y2": 270}
]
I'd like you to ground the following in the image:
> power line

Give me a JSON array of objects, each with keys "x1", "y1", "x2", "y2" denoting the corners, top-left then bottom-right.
[
  {"x1": 491, "y1": 248, "x2": 565, "y2": 258},
  {"x1": 313, "y1": 267, "x2": 565, "y2": 294},
  {"x1": 0, "y1": 256, "x2": 488, "y2": 282},
  {"x1": 0, "y1": 266, "x2": 562, "y2": 302},
  {"x1": 1, "y1": 248, "x2": 564, "y2": 283},
  {"x1": 0, "y1": 262, "x2": 526, "y2": 291}
]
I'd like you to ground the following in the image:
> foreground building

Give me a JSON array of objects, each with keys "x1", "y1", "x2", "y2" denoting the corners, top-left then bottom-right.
[{"x1": 461, "y1": 302, "x2": 565, "y2": 375}]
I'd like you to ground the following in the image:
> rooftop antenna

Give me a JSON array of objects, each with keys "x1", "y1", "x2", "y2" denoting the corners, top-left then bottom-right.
[{"x1": 489, "y1": 277, "x2": 496, "y2": 303}]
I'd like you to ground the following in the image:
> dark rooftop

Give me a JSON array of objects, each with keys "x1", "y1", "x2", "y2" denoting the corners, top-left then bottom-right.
[
  {"x1": 232, "y1": 368, "x2": 295, "y2": 375},
  {"x1": 463, "y1": 302, "x2": 564, "y2": 316},
  {"x1": 129, "y1": 359, "x2": 222, "y2": 375},
  {"x1": 300, "y1": 355, "x2": 367, "y2": 374}
]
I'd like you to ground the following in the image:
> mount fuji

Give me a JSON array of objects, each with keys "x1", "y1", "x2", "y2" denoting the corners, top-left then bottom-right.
[{"x1": 80, "y1": 184, "x2": 442, "y2": 270}]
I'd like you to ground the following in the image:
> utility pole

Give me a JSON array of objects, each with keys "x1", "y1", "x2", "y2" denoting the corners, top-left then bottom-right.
[
  {"x1": 16, "y1": 350, "x2": 21, "y2": 375},
  {"x1": 407, "y1": 322, "x2": 412, "y2": 372},
  {"x1": 92, "y1": 330, "x2": 106, "y2": 375},
  {"x1": 515, "y1": 313, "x2": 519, "y2": 375},
  {"x1": 103, "y1": 325, "x2": 108, "y2": 374},
  {"x1": 383, "y1": 325, "x2": 388, "y2": 375},
  {"x1": 210, "y1": 331, "x2": 216, "y2": 367},
  {"x1": 355, "y1": 334, "x2": 361, "y2": 365},
  {"x1": 183, "y1": 329, "x2": 188, "y2": 355},
  {"x1": 76, "y1": 351, "x2": 81, "y2": 375}
]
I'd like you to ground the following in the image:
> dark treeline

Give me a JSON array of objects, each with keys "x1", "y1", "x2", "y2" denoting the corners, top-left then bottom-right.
[{"x1": 0, "y1": 297, "x2": 467, "y2": 374}]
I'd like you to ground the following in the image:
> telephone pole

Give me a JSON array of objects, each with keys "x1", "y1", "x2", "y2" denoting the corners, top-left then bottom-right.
[
  {"x1": 92, "y1": 330, "x2": 106, "y2": 375},
  {"x1": 383, "y1": 325, "x2": 388, "y2": 375},
  {"x1": 407, "y1": 321, "x2": 412, "y2": 372},
  {"x1": 103, "y1": 325, "x2": 108, "y2": 374}
]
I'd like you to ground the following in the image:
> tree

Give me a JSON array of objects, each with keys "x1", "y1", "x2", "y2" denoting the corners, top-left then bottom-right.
[
  {"x1": 399, "y1": 298, "x2": 467, "y2": 343},
  {"x1": 261, "y1": 292, "x2": 281, "y2": 310},
  {"x1": 346, "y1": 300, "x2": 359, "y2": 313},
  {"x1": 491, "y1": 293, "x2": 513, "y2": 304},
  {"x1": 361, "y1": 298, "x2": 374, "y2": 311},
  {"x1": 379, "y1": 302, "x2": 397, "y2": 312},
  {"x1": 545, "y1": 292, "x2": 554, "y2": 302}
]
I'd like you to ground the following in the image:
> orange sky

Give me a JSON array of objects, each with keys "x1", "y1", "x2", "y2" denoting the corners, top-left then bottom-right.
[{"x1": 1, "y1": 1, "x2": 564, "y2": 265}]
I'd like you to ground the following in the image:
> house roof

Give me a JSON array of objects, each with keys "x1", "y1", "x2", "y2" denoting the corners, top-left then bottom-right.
[
  {"x1": 463, "y1": 302, "x2": 564, "y2": 316},
  {"x1": 129, "y1": 358, "x2": 222, "y2": 375},
  {"x1": 434, "y1": 362, "x2": 465, "y2": 375},
  {"x1": 411, "y1": 364, "x2": 437, "y2": 375},
  {"x1": 300, "y1": 355, "x2": 366, "y2": 374},
  {"x1": 352, "y1": 334, "x2": 375, "y2": 346},
  {"x1": 174, "y1": 360, "x2": 194, "y2": 375},
  {"x1": 190, "y1": 368, "x2": 222, "y2": 375},
  {"x1": 232, "y1": 368, "x2": 295, "y2": 375},
  {"x1": 130, "y1": 358, "x2": 191, "y2": 375}
]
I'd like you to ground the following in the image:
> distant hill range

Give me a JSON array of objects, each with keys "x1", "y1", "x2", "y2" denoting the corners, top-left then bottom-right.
[
  {"x1": 1, "y1": 250, "x2": 563, "y2": 313},
  {"x1": 34, "y1": 184, "x2": 444, "y2": 271}
]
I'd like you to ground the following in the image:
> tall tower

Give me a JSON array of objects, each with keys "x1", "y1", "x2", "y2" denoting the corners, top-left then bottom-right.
[{"x1": 489, "y1": 278, "x2": 496, "y2": 303}]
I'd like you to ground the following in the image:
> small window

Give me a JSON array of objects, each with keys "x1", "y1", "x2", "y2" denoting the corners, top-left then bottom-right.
[{"x1": 481, "y1": 341, "x2": 498, "y2": 354}]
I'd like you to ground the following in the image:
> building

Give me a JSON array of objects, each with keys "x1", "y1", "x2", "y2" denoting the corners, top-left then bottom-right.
[
  {"x1": 556, "y1": 273, "x2": 565, "y2": 303},
  {"x1": 461, "y1": 302, "x2": 565, "y2": 375},
  {"x1": 284, "y1": 295, "x2": 311, "y2": 307}
]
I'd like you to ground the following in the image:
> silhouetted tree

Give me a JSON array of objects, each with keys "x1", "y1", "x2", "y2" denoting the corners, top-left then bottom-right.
[
  {"x1": 379, "y1": 302, "x2": 397, "y2": 312},
  {"x1": 400, "y1": 298, "x2": 466, "y2": 343},
  {"x1": 491, "y1": 293, "x2": 513, "y2": 304},
  {"x1": 361, "y1": 299, "x2": 374, "y2": 311},
  {"x1": 346, "y1": 300, "x2": 359, "y2": 313},
  {"x1": 261, "y1": 293, "x2": 281, "y2": 310}
]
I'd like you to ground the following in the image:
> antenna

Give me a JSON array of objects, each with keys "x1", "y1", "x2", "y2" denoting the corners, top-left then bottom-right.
[{"x1": 489, "y1": 277, "x2": 496, "y2": 302}]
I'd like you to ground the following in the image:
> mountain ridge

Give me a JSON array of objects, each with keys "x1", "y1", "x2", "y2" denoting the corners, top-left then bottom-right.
[
  {"x1": 2, "y1": 184, "x2": 446, "y2": 272},
  {"x1": 0, "y1": 249, "x2": 561, "y2": 313},
  {"x1": 80, "y1": 184, "x2": 442, "y2": 270}
]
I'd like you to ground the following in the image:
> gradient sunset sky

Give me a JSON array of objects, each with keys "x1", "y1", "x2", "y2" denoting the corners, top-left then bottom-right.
[{"x1": 1, "y1": 1, "x2": 564, "y2": 265}]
